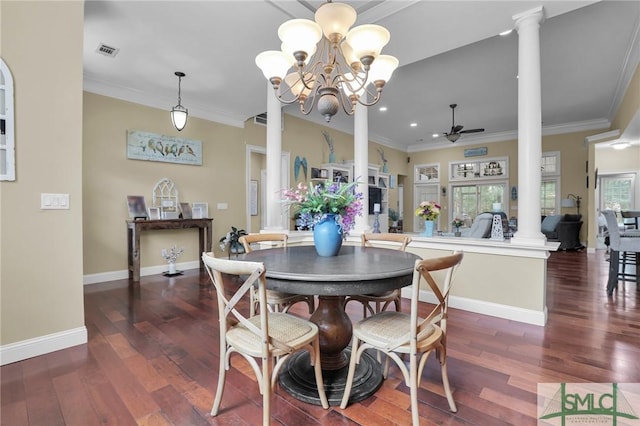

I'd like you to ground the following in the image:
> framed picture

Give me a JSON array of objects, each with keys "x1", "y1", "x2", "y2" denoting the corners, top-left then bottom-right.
[
  {"x1": 148, "y1": 207, "x2": 161, "y2": 220},
  {"x1": 127, "y1": 130, "x2": 203, "y2": 166},
  {"x1": 180, "y1": 202, "x2": 192, "y2": 219},
  {"x1": 192, "y1": 202, "x2": 208, "y2": 218},
  {"x1": 127, "y1": 195, "x2": 148, "y2": 219}
]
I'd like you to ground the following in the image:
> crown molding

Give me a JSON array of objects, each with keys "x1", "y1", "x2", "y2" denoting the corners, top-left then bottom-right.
[{"x1": 83, "y1": 76, "x2": 246, "y2": 129}]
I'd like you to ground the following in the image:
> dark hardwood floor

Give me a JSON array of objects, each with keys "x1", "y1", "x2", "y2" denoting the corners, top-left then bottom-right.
[{"x1": 2, "y1": 250, "x2": 639, "y2": 425}]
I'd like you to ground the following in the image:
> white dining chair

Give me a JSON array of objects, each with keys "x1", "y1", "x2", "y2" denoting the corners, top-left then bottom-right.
[
  {"x1": 340, "y1": 251, "x2": 464, "y2": 425},
  {"x1": 240, "y1": 233, "x2": 315, "y2": 316},
  {"x1": 202, "y1": 253, "x2": 328, "y2": 424}
]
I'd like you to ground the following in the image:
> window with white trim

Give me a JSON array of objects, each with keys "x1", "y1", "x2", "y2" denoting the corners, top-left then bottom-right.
[
  {"x1": 541, "y1": 151, "x2": 560, "y2": 216},
  {"x1": 1, "y1": 58, "x2": 15, "y2": 181}
]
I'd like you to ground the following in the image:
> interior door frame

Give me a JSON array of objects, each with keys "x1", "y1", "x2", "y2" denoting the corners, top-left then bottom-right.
[{"x1": 245, "y1": 145, "x2": 290, "y2": 233}]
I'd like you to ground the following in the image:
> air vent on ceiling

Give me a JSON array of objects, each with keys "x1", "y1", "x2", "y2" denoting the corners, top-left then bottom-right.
[
  {"x1": 96, "y1": 43, "x2": 119, "y2": 58},
  {"x1": 253, "y1": 112, "x2": 284, "y2": 130},
  {"x1": 254, "y1": 112, "x2": 268, "y2": 126}
]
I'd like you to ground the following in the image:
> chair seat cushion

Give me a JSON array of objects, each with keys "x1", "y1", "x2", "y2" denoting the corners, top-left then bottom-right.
[
  {"x1": 353, "y1": 311, "x2": 442, "y2": 352},
  {"x1": 265, "y1": 289, "x2": 311, "y2": 305},
  {"x1": 227, "y1": 313, "x2": 317, "y2": 357},
  {"x1": 349, "y1": 289, "x2": 399, "y2": 301}
]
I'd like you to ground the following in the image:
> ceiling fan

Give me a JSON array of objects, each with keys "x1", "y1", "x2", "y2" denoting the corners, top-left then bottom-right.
[{"x1": 443, "y1": 104, "x2": 484, "y2": 143}]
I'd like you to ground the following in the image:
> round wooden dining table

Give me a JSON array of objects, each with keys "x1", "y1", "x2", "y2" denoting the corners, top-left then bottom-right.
[{"x1": 242, "y1": 244, "x2": 420, "y2": 406}]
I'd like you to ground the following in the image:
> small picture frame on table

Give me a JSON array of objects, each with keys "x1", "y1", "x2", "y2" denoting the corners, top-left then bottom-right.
[
  {"x1": 180, "y1": 202, "x2": 192, "y2": 219},
  {"x1": 127, "y1": 195, "x2": 148, "y2": 219},
  {"x1": 148, "y1": 207, "x2": 161, "y2": 220},
  {"x1": 192, "y1": 202, "x2": 208, "y2": 218}
]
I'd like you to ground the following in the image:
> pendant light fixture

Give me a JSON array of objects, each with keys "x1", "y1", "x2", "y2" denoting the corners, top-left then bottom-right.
[
  {"x1": 170, "y1": 71, "x2": 188, "y2": 131},
  {"x1": 255, "y1": 1, "x2": 398, "y2": 123}
]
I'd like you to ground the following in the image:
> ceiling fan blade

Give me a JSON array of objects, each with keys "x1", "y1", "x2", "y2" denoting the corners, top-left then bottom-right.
[
  {"x1": 460, "y1": 128, "x2": 484, "y2": 134},
  {"x1": 453, "y1": 125, "x2": 464, "y2": 133}
]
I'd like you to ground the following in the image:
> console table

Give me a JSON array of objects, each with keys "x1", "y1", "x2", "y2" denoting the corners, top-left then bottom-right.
[{"x1": 127, "y1": 218, "x2": 213, "y2": 282}]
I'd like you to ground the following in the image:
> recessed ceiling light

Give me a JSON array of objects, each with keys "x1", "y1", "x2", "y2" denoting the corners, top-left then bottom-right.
[
  {"x1": 499, "y1": 29, "x2": 513, "y2": 36},
  {"x1": 432, "y1": 133, "x2": 440, "y2": 138},
  {"x1": 410, "y1": 123, "x2": 417, "y2": 127},
  {"x1": 612, "y1": 141, "x2": 631, "y2": 150},
  {"x1": 379, "y1": 106, "x2": 387, "y2": 112}
]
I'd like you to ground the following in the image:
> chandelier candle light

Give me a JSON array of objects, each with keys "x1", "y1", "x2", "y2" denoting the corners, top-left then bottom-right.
[{"x1": 255, "y1": 1, "x2": 399, "y2": 122}]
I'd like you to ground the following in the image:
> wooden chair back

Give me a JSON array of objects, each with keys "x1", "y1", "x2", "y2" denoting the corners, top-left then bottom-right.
[
  {"x1": 361, "y1": 233, "x2": 411, "y2": 251},
  {"x1": 409, "y1": 251, "x2": 463, "y2": 342},
  {"x1": 240, "y1": 233, "x2": 288, "y2": 253}
]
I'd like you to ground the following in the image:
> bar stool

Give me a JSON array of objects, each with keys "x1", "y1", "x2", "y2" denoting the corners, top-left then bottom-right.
[{"x1": 602, "y1": 210, "x2": 640, "y2": 295}]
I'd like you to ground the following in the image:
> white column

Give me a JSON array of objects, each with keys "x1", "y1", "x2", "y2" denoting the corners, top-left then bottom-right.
[
  {"x1": 265, "y1": 83, "x2": 284, "y2": 231},
  {"x1": 353, "y1": 102, "x2": 370, "y2": 234},
  {"x1": 511, "y1": 6, "x2": 546, "y2": 246}
]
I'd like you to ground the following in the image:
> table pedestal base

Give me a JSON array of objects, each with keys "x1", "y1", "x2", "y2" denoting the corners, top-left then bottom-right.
[{"x1": 278, "y1": 348, "x2": 383, "y2": 406}]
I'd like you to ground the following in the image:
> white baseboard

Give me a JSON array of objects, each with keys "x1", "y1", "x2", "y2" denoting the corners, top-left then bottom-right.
[
  {"x1": 0, "y1": 326, "x2": 88, "y2": 366},
  {"x1": 83, "y1": 261, "x2": 200, "y2": 285},
  {"x1": 402, "y1": 287, "x2": 547, "y2": 326}
]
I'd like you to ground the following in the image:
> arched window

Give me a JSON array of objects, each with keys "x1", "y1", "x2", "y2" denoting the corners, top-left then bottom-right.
[{"x1": 0, "y1": 58, "x2": 15, "y2": 181}]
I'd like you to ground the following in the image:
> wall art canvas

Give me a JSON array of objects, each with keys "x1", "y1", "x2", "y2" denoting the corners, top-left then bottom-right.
[{"x1": 127, "y1": 129, "x2": 202, "y2": 165}]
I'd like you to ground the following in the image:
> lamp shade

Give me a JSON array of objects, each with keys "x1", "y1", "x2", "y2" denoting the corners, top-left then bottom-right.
[
  {"x1": 278, "y1": 19, "x2": 322, "y2": 57},
  {"x1": 561, "y1": 198, "x2": 576, "y2": 208},
  {"x1": 255, "y1": 50, "x2": 293, "y2": 80},
  {"x1": 340, "y1": 41, "x2": 359, "y2": 67},
  {"x1": 346, "y1": 25, "x2": 390, "y2": 61},
  {"x1": 171, "y1": 105, "x2": 188, "y2": 131},
  {"x1": 282, "y1": 72, "x2": 315, "y2": 98},
  {"x1": 314, "y1": 1, "x2": 356, "y2": 40},
  {"x1": 367, "y1": 55, "x2": 399, "y2": 83}
]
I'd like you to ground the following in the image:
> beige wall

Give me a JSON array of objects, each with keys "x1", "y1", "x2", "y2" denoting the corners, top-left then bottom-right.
[
  {"x1": 596, "y1": 145, "x2": 640, "y2": 172},
  {"x1": 1, "y1": 1, "x2": 85, "y2": 345},
  {"x1": 83, "y1": 93, "x2": 245, "y2": 273}
]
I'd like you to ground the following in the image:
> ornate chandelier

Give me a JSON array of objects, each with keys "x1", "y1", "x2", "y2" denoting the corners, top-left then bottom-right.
[{"x1": 255, "y1": 1, "x2": 398, "y2": 123}]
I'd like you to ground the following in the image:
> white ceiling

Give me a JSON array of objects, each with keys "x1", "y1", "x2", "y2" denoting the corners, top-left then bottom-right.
[{"x1": 83, "y1": 1, "x2": 640, "y2": 152}]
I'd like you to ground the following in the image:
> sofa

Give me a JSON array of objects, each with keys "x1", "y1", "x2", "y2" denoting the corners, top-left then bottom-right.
[
  {"x1": 459, "y1": 212, "x2": 494, "y2": 238},
  {"x1": 541, "y1": 214, "x2": 584, "y2": 250}
]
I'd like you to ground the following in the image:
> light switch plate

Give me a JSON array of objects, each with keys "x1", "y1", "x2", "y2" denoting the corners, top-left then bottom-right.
[
  {"x1": 41, "y1": 193, "x2": 70, "y2": 210},
  {"x1": 217, "y1": 203, "x2": 228, "y2": 210}
]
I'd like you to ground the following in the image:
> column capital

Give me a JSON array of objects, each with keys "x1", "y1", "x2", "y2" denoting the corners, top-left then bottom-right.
[{"x1": 513, "y1": 5, "x2": 545, "y2": 30}]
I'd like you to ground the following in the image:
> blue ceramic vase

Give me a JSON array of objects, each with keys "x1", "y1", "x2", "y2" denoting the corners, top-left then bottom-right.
[
  {"x1": 422, "y1": 220, "x2": 434, "y2": 237},
  {"x1": 313, "y1": 214, "x2": 343, "y2": 256}
]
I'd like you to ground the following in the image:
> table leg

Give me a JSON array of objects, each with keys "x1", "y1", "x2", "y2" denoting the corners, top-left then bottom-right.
[
  {"x1": 127, "y1": 226, "x2": 133, "y2": 280},
  {"x1": 132, "y1": 224, "x2": 141, "y2": 282},
  {"x1": 278, "y1": 295, "x2": 383, "y2": 406},
  {"x1": 198, "y1": 227, "x2": 205, "y2": 271}
]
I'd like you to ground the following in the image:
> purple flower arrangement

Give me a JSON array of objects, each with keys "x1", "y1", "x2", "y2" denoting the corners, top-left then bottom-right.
[{"x1": 283, "y1": 180, "x2": 363, "y2": 234}]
